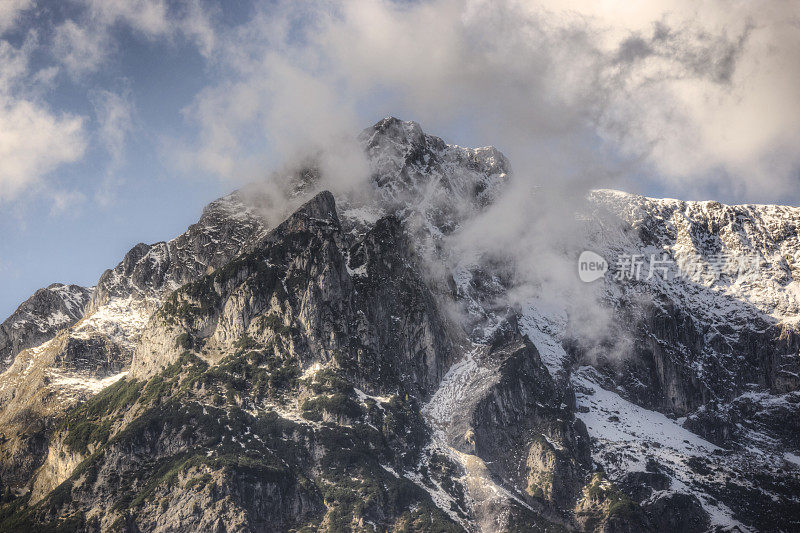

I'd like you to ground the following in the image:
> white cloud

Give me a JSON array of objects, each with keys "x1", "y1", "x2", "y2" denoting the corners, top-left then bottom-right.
[
  {"x1": 92, "y1": 89, "x2": 134, "y2": 166},
  {"x1": 170, "y1": 0, "x2": 800, "y2": 347},
  {"x1": 48, "y1": 188, "x2": 86, "y2": 214},
  {"x1": 181, "y1": 0, "x2": 799, "y2": 203},
  {"x1": 0, "y1": 99, "x2": 86, "y2": 202},
  {"x1": 91, "y1": 89, "x2": 135, "y2": 206},
  {"x1": 179, "y1": 0, "x2": 217, "y2": 58},
  {"x1": 0, "y1": 37, "x2": 34, "y2": 91},
  {"x1": 53, "y1": 19, "x2": 111, "y2": 77},
  {"x1": 3, "y1": 0, "x2": 798, "y2": 206},
  {"x1": 0, "y1": 0, "x2": 215, "y2": 204},
  {"x1": 0, "y1": 37, "x2": 87, "y2": 202},
  {"x1": 51, "y1": 0, "x2": 218, "y2": 76},
  {"x1": 77, "y1": 0, "x2": 217, "y2": 53},
  {"x1": 567, "y1": 0, "x2": 800, "y2": 199},
  {"x1": 82, "y1": 0, "x2": 170, "y2": 38},
  {"x1": 323, "y1": 0, "x2": 800, "y2": 200},
  {"x1": 0, "y1": 0, "x2": 33, "y2": 35},
  {"x1": 178, "y1": 3, "x2": 369, "y2": 188}
]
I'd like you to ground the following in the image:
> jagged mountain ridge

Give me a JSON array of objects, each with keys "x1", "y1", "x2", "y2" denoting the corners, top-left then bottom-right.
[{"x1": 0, "y1": 118, "x2": 798, "y2": 532}]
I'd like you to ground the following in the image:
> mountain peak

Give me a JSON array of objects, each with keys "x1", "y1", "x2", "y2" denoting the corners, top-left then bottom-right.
[
  {"x1": 361, "y1": 116, "x2": 440, "y2": 153},
  {"x1": 0, "y1": 283, "x2": 92, "y2": 371},
  {"x1": 369, "y1": 116, "x2": 426, "y2": 144},
  {"x1": 2, "y1": 120, "x2": 798, "y2": 532}
]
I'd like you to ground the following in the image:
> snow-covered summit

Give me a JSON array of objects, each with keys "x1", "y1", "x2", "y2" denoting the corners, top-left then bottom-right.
[{"x1": 0, "y1": 283, "x2": 92, "y2": 371}]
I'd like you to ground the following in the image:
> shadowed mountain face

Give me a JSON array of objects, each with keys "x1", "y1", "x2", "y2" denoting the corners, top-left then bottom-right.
[{"x1": 0, "y1": 119, "x2": 798, "y2": 532}]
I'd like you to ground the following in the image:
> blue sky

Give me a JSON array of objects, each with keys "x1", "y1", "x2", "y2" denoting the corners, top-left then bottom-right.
[
  {"x1": 1, "y1": 1, "x2": 234, "y2": 317},
  {"x1": 1, "y1": 0, "x2": 798, "y2": 319}
]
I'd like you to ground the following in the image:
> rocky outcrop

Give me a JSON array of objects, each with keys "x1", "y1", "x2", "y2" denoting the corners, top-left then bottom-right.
[
  {"x1": 526, "y1": 435, "x2": 584, "y2": 509},
  {"x1": 641, "y1": 492, "x2": 709, "y2": 533},
  {"x1": 0, "y1": 193, "x2": 269, "y2": 500},
  {"x1": 470, "y1": 332, "x2": 591, "y2": 515},
  {"x1": 574, "y1": 474, "x2": 648, "y2": 533},
  {"x1": 572, "y1": 477, "x2": 708, "y2": 533},
  {"x1": 592, "y1": 292, "x2": 798, "y2": 416},
  {"x1": 346, "y1": 214, "x2": 459, "y2": 397},
  {"x1": 129, "y1": 191, "x2": 351, "y2": 379}
]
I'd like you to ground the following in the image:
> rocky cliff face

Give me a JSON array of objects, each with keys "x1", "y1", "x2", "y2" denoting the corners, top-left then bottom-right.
[
  {"x1": 0, "y1": 119, "x2": 799, "y2": 532},
  {"x1": 583, "y1": 190, "x2": 800, "y2": 410}
]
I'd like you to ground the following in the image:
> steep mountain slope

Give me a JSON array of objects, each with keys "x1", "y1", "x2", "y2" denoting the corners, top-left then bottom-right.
[
  {"x1": 586, "y1": 189, "x2": 800, "y2": 409},
  {"x1": 0, "y1": 193, "x2": 268, "y2": 499},
  {"x1": 0, "y1": 118, "x2": 798, "y2": 532},
  {"x1": 12, "y1": 192, "x2": 466, "y2": 531}
]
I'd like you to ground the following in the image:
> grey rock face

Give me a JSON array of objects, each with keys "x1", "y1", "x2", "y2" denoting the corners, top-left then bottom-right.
[
  {"x1": 0, "y1": 192, "x2": 269, "y2": 500},
  {"x1": 641, "y1": 492, "x2": 709, "y2": 533},
  {"x1": 585, "y1": 190, "x2": 800, "y2": 413},
  {"x1": 345, "y1": 214, "x2": 460, "y2": 397},
  {"x1": 129, "y1": 191, "x2": 352, "y2": 379},
  {"x1": 11, "y1": 190, "x2": 465, "y2": 531},
  {"x1": 572, "y1": 190, "x2": 800, "y2": 532}
]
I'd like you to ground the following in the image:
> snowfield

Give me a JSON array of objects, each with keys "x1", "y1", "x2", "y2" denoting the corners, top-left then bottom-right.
[{"x1": 573, "y1": 366, "x2": 748, "y2": 530}]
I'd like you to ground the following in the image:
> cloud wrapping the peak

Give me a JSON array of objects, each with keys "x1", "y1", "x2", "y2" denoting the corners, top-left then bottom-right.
[
  {"x1": 173, "y1": 0, "x2": 798, "y2": 351},
  {"x1": 0, "y1": 0, "x2": 798, "y2": 207},
  {"x1": 181, "y1": 0, "x2": 799, "y2": 203}
]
